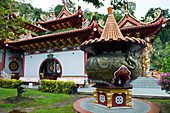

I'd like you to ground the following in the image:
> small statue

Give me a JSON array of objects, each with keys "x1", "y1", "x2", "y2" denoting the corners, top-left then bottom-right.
[{"x1": 16, "y1": 84, "x2": 27, "y2": 98}]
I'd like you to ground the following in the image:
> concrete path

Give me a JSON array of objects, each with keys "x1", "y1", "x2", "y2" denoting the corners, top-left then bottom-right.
[{"x1": 78, "y1": 86, "x2": 170, "y2": 98}]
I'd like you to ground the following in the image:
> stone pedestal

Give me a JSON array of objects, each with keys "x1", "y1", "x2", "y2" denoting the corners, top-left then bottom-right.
[{"x1": 92, "y1": 85, "x2": 132, "y2": 108}]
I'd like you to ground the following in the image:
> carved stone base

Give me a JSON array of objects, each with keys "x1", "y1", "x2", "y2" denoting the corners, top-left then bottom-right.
[{"x1": 93, "y1": 85, "x2": 132, "y2": 108}]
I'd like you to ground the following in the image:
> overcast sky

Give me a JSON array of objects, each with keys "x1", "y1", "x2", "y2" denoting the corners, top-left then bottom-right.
[{"x1": 23, "y1": 0, "x2": 170, "y2": 19}]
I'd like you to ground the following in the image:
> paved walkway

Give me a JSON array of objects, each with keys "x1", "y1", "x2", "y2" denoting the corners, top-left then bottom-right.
[
  {"x1": 78, "y1": 86, "x2": 170, "y2": 98},
  {"x1": 73, "y1": 97, "x2": 160, "y2": 113},
  {"x1": 78, "y1": 77, "x2": 170, "y2": 98}
]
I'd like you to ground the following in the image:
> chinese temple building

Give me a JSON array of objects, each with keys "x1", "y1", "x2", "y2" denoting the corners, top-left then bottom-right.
[
  {"x1": 118, "y1": 2, "x2": 167, "y2": 77},
  {"x1": 0, "y1": 2, "x2": 167, "y2": 84},
  {"x1": 0, "y1": 4, "x2": 101, "y2": 84}
]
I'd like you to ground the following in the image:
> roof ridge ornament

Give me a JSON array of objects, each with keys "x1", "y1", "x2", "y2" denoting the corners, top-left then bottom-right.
[{"x1": 124, "y1": 1, "x2": 129, "y2": 13}]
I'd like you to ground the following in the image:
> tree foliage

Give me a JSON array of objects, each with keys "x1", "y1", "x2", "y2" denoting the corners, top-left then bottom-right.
[
  {"x1": 143, "y1": 7, "x2": 170, "y2": 45},
  {"x1": 80, "y1": 0, "x2": 104, "y2": 8},
  {"x1": 18, "y1": 2, "x2": 47, "y2": 20},
  {"x1": 83, "y1": 1, "x2": 136, "y2": 23},
  {"x1": 80, "y1": 0, "x2": 125, "y2": 10},
  {"x1": 54, "y1": 5, "x2": 63, "y2": 17},
  {"x1": 128, "y1": 2, "x2": 136, "y2": 16},
  {"x1": 0, "y1": 0, "x2": 25, "y2": 39},
  {"x1": 152, "y1": 41, "x2": 170, "y2": 72},
  {"x1": 144, "y1": 7, "x2": 170, "y2": 72}
]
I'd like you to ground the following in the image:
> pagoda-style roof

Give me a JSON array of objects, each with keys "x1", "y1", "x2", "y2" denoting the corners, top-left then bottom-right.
[
  {"x1": 56, "y1": 5, "x2": 73, "y2": 19},
  {"x1": 81, "y1": 7, "x2": 146, "y2": 54},
  {"x1": 3, "y1": 13, "x2": 47, "y2": 37},
  {"x1": 6, "y1": 21, "x2": 100, "y2": 52},
  {"x1": 118, "y1": 2, "x2": 167, "y2": 39},
  {"x1": 38, "y1": 7, "x2": 84, "y2": 32},
  {"x1": 15, "y1": 13, "x2": 48, "y2": 35},
  {"x1": 21, "y1": 22, "x2": 47, "y2": 35}
]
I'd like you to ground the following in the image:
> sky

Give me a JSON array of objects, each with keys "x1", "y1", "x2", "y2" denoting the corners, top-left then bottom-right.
[{"x1": 23, "y1": 0, "x2": 170, "y2": 19}]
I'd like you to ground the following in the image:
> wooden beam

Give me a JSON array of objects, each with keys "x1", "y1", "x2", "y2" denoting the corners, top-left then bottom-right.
[
  {"x1": 75, "y1": 37, "x2": 82, "y2": 45},
  {"x1": 56, "y1": 24, "x2": 62, "y2": 30},
  {"x1": 67, "y1": 22, "x2": 72, "y2": 28},
  {"x1": 35, "y1": 43, "x2": 42, "y2": 50},
  {"x1": 53, "y1": 40, "x2": 61, "y2": 47},
  {"x1": 52, "y1": 25, "x2": 58, "y2": 31},
  {"x1": 62, "y1": 23, "x2": 67, "y2": 29},
  {"x1": 67, "y1": 37, "x2": 75, "y2": 46}
]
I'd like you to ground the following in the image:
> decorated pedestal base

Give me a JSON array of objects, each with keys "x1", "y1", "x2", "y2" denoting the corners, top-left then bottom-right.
[{"x1": 92, "y1": 85, "x2": 132, "y2": 108}]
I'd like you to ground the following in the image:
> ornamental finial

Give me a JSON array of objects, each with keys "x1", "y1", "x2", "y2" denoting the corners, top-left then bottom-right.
[
  {"x1": 124, "y1": 1, "x2": 128, "y2": 12},
  {"x1": 107, "y1": 7, "x2": 113, "y2": 14}
]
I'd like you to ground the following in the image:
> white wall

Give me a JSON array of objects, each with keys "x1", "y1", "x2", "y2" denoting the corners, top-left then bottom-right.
[
  {"x1": 24, "y1": 50, "x2": 85, "y2": 78},
  {"x1": 5, "y1": 50, "x2": 22, "y2": 75}
]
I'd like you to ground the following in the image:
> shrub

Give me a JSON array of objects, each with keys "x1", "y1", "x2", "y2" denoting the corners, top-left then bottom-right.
[
  {"x1": 0, "y1": 79, "x2": 22, "y2": 88},
  {"x1": 157, "y1": 73, "x2": 170, "y2": 92},
  {"x1": 40, "y1": 79, "x2": 76, "y2": 94}
]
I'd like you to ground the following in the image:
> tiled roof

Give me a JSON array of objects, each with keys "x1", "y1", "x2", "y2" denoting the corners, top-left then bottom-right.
[
  {"x1": 120, "y1": 17, "x2": 167, "y2": 30},
  {"x1": 25, "y1": 22, "x2": 47, "y2": 32},
  {"x1": 82, "y1": 36, "x2": 146, "y2": 46},
  {"x1": 81, "y1": 7, "x2": 146, "y2": 47},
  {"x1": 6, "y1": 21, "x2": 97, "y2": 45},
  {"x1": 38, "y1": 10, "x2": 80, "y2": 25}
]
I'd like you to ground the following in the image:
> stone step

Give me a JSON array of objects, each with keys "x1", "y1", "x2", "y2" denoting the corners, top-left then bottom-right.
[{"x1": 131, "y1": 77, "x2": 161, "y2": 89}]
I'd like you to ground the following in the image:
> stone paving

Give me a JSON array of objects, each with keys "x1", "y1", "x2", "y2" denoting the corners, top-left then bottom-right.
[
  {"x1": 78, "y1": 77, "x2": 170, "y2": 98},
  {"x1": 80, "y1": 98, "x2": 150, "y2": 113}
]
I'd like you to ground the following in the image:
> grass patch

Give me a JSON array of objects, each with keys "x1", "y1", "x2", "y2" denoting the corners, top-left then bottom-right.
[
  {"x1": 144, "y1": 99, "x2": 170, "y2": 113},
  {"x1": 0, "y1": 88, "x2": 73, "y2": 112},
  {"x1": 34, "y1": 102, "x2": 75, "y2": 113}
]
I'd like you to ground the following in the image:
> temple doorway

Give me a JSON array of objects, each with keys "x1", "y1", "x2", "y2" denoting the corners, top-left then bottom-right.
[{"x1": 39, "y1": 58, "x2": 62, "y2": 80}]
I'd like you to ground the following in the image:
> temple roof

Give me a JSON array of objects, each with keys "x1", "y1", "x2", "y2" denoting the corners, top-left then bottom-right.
[
  {"x1": 38, "y1": 7, "x2": 84, "y2": 32},
  {"x1": 6, "y1": 20, "x2": 100, "y2": 52},
  {"x1": 22, "y1": 22, "x2": 47, "y2": 34},
  {"x1": 81, "y1": 7, "x2": 146, "y2": 53},
  {"x1": 118, "y1": 2, "x2": 167, "y2": 39},
  {"x1": 56, "y1": 5, "x2": 73, "y2": 19},
  {"x1": 2, "y1": 13, "x2": 47, "y2": 38}
]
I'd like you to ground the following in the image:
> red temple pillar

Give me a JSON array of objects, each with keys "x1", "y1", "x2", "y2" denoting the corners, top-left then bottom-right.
[
  {"x1": 22, "y1": 54, "x2": 25, "y2": 77},
  {"x1": 84, "y1": 52, "x2": 87, "y2": 74},
  {"x1": 1, "y1": 48, "x2": 6, "y2": 71}
]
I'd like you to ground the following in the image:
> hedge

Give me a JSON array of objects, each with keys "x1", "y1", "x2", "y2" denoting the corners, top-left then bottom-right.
[
  {"x1": 0, "y1": 79, "x2": 22, "y2": 88},
  {"x1": 40, "y1": 79, "x2": 76, "y2": 94}
]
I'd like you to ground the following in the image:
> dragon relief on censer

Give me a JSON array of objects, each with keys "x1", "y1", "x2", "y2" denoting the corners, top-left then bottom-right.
[{"x1": 85, "y1": 52, "x2": 141, "y2": 86}]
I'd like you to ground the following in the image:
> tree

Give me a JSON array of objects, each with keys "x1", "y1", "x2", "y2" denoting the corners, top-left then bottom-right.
[
  {"x1": 18, "y1": 3, "x2": 34, "y2": 15},
  {"x1": 153, "y1": 42, "x2": 170, "y2": 72},
  {"x1": 144, "y1": 8, "x2": 170, "y2": 20},
  {"x1": 54, "y1": 5, "x2": 63, "y2": 16},
  {"x1": 83, "y1": 1, "x2": 136, "y2": 23},
  {"x1": 0, "y1": 0, "x2": 25, "y2": 40},
  {"x1": 128, "y1": 2, "x2": 136, "y2": 16},
  {"x1": 80, "y1": 0, "x2": 124, "y2": 10},
  {"x1": 144, "y1": 7, "x2": 170, "y2": 48},
  {"x1": 18, "y1": 3, "x2": 47, "y2": 20},
  {"x1": 145, "y1": 8, "x2": 170, "y2": 72}
]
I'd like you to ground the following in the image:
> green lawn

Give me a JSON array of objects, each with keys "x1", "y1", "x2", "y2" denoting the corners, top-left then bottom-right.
[
  {"x1": 0, "y1": 88, "x2": 75, "y2": 113},
  {"x1": 0, "y1": 88, "x2": 169, "y2": 113},
  {"x1": 144, "y1": 99, "x2": 170, "y2": 113}
]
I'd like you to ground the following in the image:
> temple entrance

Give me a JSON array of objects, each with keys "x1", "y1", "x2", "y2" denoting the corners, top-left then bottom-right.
[{"x1": 39, "y1": 58, "x2": 62, "y2": 80}]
